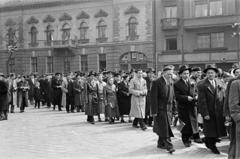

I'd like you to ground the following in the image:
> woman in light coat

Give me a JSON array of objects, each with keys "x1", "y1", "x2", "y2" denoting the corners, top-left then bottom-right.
[
  {"x1": 129, "y1": 69, "x2": 147, "y2": 130},
  {"x1": 61, "y1": 77, "x2": 68, "y2": 108}
]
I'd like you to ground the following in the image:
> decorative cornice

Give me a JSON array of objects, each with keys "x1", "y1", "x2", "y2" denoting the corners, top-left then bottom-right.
[
  {"x1": 0, "y1": 0, "x2": 110, "y2": 13},
  {"x1": 95, "y1": 9, "x2": 108, "y2": 18},
  {"x1": 59, "y1": 13, "x2": 72, "y2": 21},
  {"x1": 124, "y1": 5, "x2": 140, "y2": 14},
  {"x1": 76, "y1": 11, "x2": 90, "y2": 19},
  {"x1": 43, "y1": 14, "x2": 55, "y2": 23},
  {"x1": 27, "y1": 16, "x2": 39, "y2": 24}
]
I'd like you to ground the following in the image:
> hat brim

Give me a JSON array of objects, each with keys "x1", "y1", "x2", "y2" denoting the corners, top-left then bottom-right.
[
  {"x1": 203, "y1": 68, "x2": 219, "y2": 74},
  {"x1": 178, "y1": 68, "x2": 191, "y2": 74}
]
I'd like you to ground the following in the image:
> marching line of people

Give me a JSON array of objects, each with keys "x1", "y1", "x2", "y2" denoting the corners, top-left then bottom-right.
[{"x1": 0, "y1": 63, "x2": 240, "y2": 158}]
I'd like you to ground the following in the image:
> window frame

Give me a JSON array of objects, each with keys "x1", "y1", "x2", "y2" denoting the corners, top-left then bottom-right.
[
  {"x1": 30, "y1": 27, "x2": 38, "y2": 43},
  {"x1": 9, "y1": 58, "x2": 15, "y2": 73},
  {"x1": 46, "y1": 25, "x2": 54, "y2": 42},
  {"x1": 31, "y1": 57, "x2": 38, "y2": 73},
  {"x1": 8, "y1": 28, "x2": 15, "y2": 45},
  {"x1": 81, "y1": 55, "x2": 88, "y2": 72},
  {"x1": 196, "y1": 32, "x2": 224, "y2": 49},
  {"x1": 164, "y1": 6, "x2": 177, "y2": 18},
  {"x1": 128, "y1": 17, "x2": 138, "y2": 37},
  {"x1": 98, "y1": 20, "x2": 107, "y2": 39},
  {"x1": 63, "y1": 56, "x2": 71, "y2": 73},
  {"x1": 80, "y1": 22, "x2": 89, "y2": 40},
  {"x1": 194, "y1": 0, "x2": 222, "y2": 17},
  {"x1": 99, "y1": 54, "x2": 106, "y2": 72},
  {"x1": 47, "y1": 56, "x2": 54, "y2": 73},
  {"x1": 165, "y1": 38, "x2": 178, "y2": 51}
]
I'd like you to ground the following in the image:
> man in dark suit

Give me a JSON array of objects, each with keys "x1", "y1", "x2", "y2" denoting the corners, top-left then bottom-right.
[
  {"x1": 66, "y1": 72, "x2": 75, "y2": 113},
  {"x1": 51, "y1": 73, "x2": 63, "y2": 111},
  {"x1": 198, "y1": 64, "x2": 227, "y2": 154},
  {"x1": 174, "y1": 65, "x2": 202, "y2": 147},
  {"x1": 28, "y1": 73, "x2": 36, "y2": 105},
  {"x1": 151, "y1": 66, "x2": 176, "y2": 153},
  {"x1": 144, "y1": 67, "x2": 155, "y2": 127}
]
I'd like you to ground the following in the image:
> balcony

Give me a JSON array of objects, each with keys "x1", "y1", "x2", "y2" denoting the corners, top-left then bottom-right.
[
  {"x1": 44, "y1": 39, "x2": 76, "y2": 47},
  {"x1": 126, "y1": 35, "x2": 139, "y2": 41},
  {"x1": 29, "y1": 43, "x2": 38, "y2": 48},
  {"x1": 96, "y1": 38, "x2": 108, "y2": 43},
  {"x1": 78, "y1": 39, "x2": 89, "y2": 44},
  {"x1": 161, "y1": 18, "x2": 180, "y2": 30},
  {"x1": 184, "y1": 15, "x2": 240, "y2": 29}
]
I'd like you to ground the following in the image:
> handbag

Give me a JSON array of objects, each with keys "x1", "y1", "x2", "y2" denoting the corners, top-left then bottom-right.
[{"x1": 177, "y1": 119, "x2": 185, "y2": 132}]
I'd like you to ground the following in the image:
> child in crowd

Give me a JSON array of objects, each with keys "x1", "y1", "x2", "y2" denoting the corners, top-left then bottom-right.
[{"x1": 34, "y1": 82, "x2": 42, "y2": 109}]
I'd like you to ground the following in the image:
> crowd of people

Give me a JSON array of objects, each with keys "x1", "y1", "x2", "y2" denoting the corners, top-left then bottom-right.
[{"x1": 0, "y1": 63, "x2": 240, "y2": 158}]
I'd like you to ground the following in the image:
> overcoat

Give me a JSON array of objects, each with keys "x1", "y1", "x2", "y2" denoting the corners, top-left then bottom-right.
[
  {"x1": 98, "y1": 81, "x2": 106, "y2": 114},
  {"x1": 42, "y1": 79, "x2": 52, "y2": 104},
  {"x1": 103, "y1": 84, "x2": 120, "y2": 118},
  {"x1": 129, "y1": 77, "x2": 147, "y2": 118},
  {"x1": 61, "y1": 79, "x2": 68, "y2": 107},
  {"x1": 198, "y1": 78, "x2": 227, "y2": 138},
  {"x1": 0, "y1": 80, "x2": 8, "y2": 111},
  {"x1": 17, "y1": 81, "x2": 30, "y2": 107},
  {"x1": 228, "y1": 80, "x2": 240, "y2": 159},
  {"x1": 73, "y1": 80, "x2": 84, "y2": 106},
  {"x1": 33, "y1": 87, "x2": 42, "y2": 101},
  {"x1": 151, "y1": 76, "x2": 175, "y2": 138},
  {"x1": 8, "y1": 79, "x2": 17, "y2": 106},
  {"x1": 51, "y1": 79, "x2": 62, "y2": 106},
  {"x1": 118, "y1": 81, "x2": 131, "y2": 115},
  {"x1": 84, "y1": 80, "x2": 99, "y2": 116},
  {"x1": 144, "y1": 76, "x2": 153, "y2": 116},
  {"x1": 174, "y1": 78, "x2": 199, "y2": 135},
  {"x1": 27, "y1": 78, "x2": 36, "y2": 101}
]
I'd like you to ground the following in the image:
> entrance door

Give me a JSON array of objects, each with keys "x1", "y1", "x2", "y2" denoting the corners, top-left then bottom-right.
[
  {"x1": 120, "y1": 64, "x2": 128, "y2": 71},
  {"x1": 131, "y1": 64, "x2": 147, "y2": 70}
]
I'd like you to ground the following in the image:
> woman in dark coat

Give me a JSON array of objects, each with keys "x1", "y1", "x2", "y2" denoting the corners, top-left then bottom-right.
[
  {"x1": 43, "y1": 75, "x2": 52, "y2": 108},
  {"x1": 34, "y1": 82, "x2": 42, "y2": 109},
  {"x1": 84, "y1": 71, "x2": 99, "y2": 124},
  {"x1": 51, "y1": 73, "x2": 63, "y2": 111},
  {"x1": 118, "y1": 74, "x2": 131, "y2": 122},
  {"x1": 0, "y1": 73, "x2": 8, "y2": 120},
  {"x1": 17, "y1": 76, "x2": 30, "y2": 113},
  {"x1": 73, "y1": 74, "x2": 84, "y2": 112},
  {"x1": 103, "y1": 77, "x2": 120, "y2": 124}
]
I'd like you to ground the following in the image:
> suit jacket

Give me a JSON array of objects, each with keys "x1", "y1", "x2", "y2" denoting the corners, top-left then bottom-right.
[
  {"x1": 151, "y1": 76, "x2": 175, "y2": 137},
  {"x1": 174, "y1": 78, "x2": 198, "y2": 134},
  {"x1": 198, "y1": 78, "x2": 227, "y2": 138}
]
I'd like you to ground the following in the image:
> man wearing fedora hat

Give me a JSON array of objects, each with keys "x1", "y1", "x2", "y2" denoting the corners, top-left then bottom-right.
[
  {"x1": 151, "y1": 66, "x2": 176, "y2": 153},
  {"x1": 28, "y1": 73, "x2": 36, "y2": 105},
  {"x1": 174, "y1": 65, "x2": 202, "y2": 147},
  {"x1": 0, "y1": 73, "x2": 9, "y2": 121},
  {"x1": 198, "y1": 64, "x2": 227, "y2": 154},
  {"x1": 51, "y1": 73, "x2": 63, "y2": 111}
]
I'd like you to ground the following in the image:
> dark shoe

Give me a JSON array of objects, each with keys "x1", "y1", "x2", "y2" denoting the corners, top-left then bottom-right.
[
  {"x1": 67, "y1": 111, "x2": 70, "y2": 113},
  {"x1": 116, "y1": 117, "x2": 120, "y2": 121},
  {"x1": 105, "y1": 118, "x2": 109, "y2": 122},
  {"x1": 210, "y1": 147, "x2": 220, "y2": 154},
  {"x1": 216, "y1": 138, "x2": 221, "y2": 143},
  {"x1": 109, "y1": 120, "x2": 114, "y2": 124},
  {"x1": 0, "y1": 118, "x2": 4, "y2": 121},
  {"x1": 194, "y1": 138, "x2": 203, "y2": 144},
  {"x1": 4, "y1": 118, "x2": 8, "y2": 120},
  {"x1": 121, "y1": 119, "x2": 126, "y2": 123},
  {"x1": 129, "y1": 120, "x2": 132, "y2": 123},
  {"x1": 157, "y1": 145, "x2": 167, "y2": 149},
  {"x1": 184, "y1": 142, "x2": 191, "y2": 147},
  {"x1": 81, "y1": 109, "x2": 85, "y2": 112},
  {"x1": 90, "y1": 121, "x2": 95, "y2": 124},
  {"x1": 59, "y1": 109, "x2": 62, "y2": 111},
  {"x1": 98, "y1": 119, "x2": 102, "y2": 122},
  {"x1": 167, "y1": 148, "x2": 175, "y2": 154},
  {"x1": 71, "y1": 111, "x2": 75, "y2": 113},
  {"x1": 133, "y1": 125, "x2": 140, "y2": 128},
  {"x1": 20, "y1": 110, "x2": 23, "y2": 113},
  {"x1": 202, "y1": 138, "x2": 210, "y2": 149},
  {"x1": 141, "y1": 127, "x2": 147, "y2": 131},
  {"x1": 148, "y1": 124, "x2": 153, "y2": 127},
  {"x1": 11, "y1": 111, "x2": 14, "y2": 113}
]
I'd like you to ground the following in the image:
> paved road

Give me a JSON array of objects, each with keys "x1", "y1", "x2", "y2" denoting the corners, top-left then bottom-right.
[{"x1": 0, "y1": 106, "x2": 229, "y2": 159}]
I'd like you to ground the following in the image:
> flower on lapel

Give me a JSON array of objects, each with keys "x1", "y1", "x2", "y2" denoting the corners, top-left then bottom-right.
[
  {"x1": 218, "y1": 84, "x2": 223, "y2": 90},
  {"x1": 190, "y1": 81, "x2": 196, "y2": 87}
]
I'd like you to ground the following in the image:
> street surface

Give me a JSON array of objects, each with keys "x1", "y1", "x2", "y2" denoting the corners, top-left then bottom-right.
[{"x1": 0, "y1": 106, "x2": 229, "y2": 159}]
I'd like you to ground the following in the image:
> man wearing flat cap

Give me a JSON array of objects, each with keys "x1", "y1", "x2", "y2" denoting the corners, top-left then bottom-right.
[
  {"x1": 174, "y1": 65, "x2": 202, "y2": 147},
  {"x1": 0, "y1": 73, "x2": 9, "y2": 120},
  {"x1": 151, "y1": 66, "x2": 176, "y2": 153},
  {"x1": 198, "y1": 64, "x2": 227, "y2": 154}
]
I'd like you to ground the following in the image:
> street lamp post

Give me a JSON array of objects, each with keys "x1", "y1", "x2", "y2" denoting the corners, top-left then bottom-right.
[{"x1": 231, "y1": 23, "x2": 240, "y2": 66}]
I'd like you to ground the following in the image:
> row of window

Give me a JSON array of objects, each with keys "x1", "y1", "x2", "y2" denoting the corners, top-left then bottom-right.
[
  {"x1": 164, "y1": 0, "x2": 222, "y2": 18},
  {"x1": 26, "y1": 17, "x2": 138, "y2": 45},
  {"x1": 165, "y1": 32, "x2": 224, "y2": 51},
  {"x1": 9, "y1": 55, "x2": 107, "y2": 73}
]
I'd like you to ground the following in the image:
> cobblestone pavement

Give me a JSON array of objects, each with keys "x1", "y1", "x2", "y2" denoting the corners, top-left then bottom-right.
[{"x1": 0, "y1": 106, "x2": 229, "y2": 159}]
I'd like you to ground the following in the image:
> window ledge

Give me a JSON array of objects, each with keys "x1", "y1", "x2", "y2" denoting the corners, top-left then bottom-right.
[
  {"x1": 78, "y1": 39, "x2": 89, "y2": 44},
  {"x1": 193, "y1": 47, "x2": 228, "y2": 52},
  {"x1": 96, "y1": 38, "x2": 108, "y2": 43},
  {"x1": 29, "y1": 43, "x2": 38, "y2": 48},
  {"x1": 126, "y1": 35, "x2": 139, "y2": 41},
  {"x1": 162, "y1": 50, "x2": 181, "y2": 54}
]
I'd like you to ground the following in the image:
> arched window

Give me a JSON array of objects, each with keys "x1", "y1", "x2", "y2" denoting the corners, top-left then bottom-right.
[
  {"x1": 80, "y1": 22, "x2": 88, "y2": 40},
  {"x1": 62, "y1": 23, "x2": 71, "y2": 40},
  {"x1": 98, "y1": 20, "x2": 107, "y2": 38},
  {"x1": 128, "y1": 17, "x2": 138, "y2": 37},
  {"x1": 8, "y1": 28, "x2": 14, "y2": 45},
  {"x1": 46, "y1": 25, "x2": 53, "y2": 41},
  {"x1": 30, "y1": 27, "x2": 37, "y2": 43}
]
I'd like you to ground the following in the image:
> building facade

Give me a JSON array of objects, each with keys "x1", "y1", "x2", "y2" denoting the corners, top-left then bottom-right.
[
  {"x1": 156, "y1": 0, "x2": 239, "y2": 72},
  {"x1": 0, "y1": 0, "x2": 153, "y2": 75}
]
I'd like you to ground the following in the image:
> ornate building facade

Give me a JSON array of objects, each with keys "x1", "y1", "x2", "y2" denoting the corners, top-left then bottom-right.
[{"x1": 0, "y1": 0, "x2": 153, "y2": 75}]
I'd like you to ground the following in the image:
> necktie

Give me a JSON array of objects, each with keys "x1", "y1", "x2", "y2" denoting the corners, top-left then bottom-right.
[{"x1": 211, "y1": 80, "x2": 215, "y2": 89}]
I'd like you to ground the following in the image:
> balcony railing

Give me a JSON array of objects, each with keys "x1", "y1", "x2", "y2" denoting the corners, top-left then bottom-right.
[
  {"x1": 126, "y1": 35, "x2": 139, "y2": 41},
  {"x1": 96, "y1": 38, "x2": 108, "y2": 43},
  {"x1": 161, "y1": 18, "x2": 180, "y2": 30},
  {"x1": 29, "y1": 42, "x2": 38, "y2": 48},
  {"x1": 78, "y1": 39, "x2": 89, "y2": 44},
  {"x1": 44, "y1": 39, "x2": 76, "y2": 46}
]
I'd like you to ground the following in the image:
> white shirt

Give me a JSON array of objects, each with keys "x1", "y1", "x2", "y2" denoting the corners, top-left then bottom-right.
[{"x1": 208, "y1": 79, "x2": 215, "y2": 88}]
